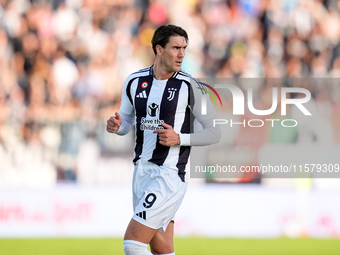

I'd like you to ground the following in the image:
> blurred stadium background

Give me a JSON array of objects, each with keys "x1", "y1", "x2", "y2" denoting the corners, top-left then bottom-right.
[{"x1": 1, "y1": 0, "x2": 340, "y2": 254}]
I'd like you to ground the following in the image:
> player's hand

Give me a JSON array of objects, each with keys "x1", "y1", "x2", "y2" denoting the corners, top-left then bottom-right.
[
  {"x1": 106, "y1": 112, "x2": 122, "y2": 133},
  {"x1": 153, "y1": 122, "x2": 180, "y2": 146}
]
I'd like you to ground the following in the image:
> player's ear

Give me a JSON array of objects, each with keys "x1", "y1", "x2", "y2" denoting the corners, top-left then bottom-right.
[{"x1": 156, "y1": 45, "x2": 163, "y2": 55}]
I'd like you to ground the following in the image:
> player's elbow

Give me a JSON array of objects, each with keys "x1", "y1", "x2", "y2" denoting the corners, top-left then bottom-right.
[{"x1": 201, "y1": 126, "x2": 221, "y2": 145}]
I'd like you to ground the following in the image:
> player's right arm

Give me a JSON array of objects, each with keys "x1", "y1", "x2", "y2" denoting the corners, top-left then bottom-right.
[{"x1": 106, "y1": 75, "x2": 136, "y2": 135}]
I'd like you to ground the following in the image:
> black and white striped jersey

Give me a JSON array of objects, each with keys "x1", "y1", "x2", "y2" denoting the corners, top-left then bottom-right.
[{"x1": 116, "y1": 65, "x2": 220, "y2": 181}]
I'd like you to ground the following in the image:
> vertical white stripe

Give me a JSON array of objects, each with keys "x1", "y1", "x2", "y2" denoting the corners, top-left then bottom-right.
[
  {"x1": 163, "y1": 82, "x2": 188, "y2": 169},
  {"x1": 131, "y1": 78, "x2": 139, "y2": 105},
  {"x1": 131, "y1": 78, "x2": 139, "y2": 160}
]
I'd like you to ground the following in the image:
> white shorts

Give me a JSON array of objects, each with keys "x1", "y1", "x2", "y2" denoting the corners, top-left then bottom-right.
[{"x1": 132, "y1": 159, "x2": 187, "y2": 233}]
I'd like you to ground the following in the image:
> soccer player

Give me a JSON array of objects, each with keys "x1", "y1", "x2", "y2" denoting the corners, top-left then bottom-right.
[{"x1": 106, "y1": 25, "x2": 220, "y2": 255}]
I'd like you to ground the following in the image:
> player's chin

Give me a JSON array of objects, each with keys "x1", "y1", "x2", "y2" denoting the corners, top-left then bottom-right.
[{"x1": 173, "y1": 65, "x2": 182, "y2": 72}]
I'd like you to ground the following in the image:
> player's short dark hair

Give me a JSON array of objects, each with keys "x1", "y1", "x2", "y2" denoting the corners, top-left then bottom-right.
[{"x1": 151, "y1": 25, "x2": 188, "y2": 55}]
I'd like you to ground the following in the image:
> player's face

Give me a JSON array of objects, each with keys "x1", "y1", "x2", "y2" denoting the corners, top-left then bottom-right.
[{"x1": 160, "y1": 36, "x2": 187, "y2": 73}]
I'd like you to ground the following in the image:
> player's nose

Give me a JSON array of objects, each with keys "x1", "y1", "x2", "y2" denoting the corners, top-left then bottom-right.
[{"x1": 178, "y1": 48, "x2": 185, "y2": 58}]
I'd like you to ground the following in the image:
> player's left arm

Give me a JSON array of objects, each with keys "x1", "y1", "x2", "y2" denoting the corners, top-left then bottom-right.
[
  {"x1": 179, "y1": 80, "x2": 221, "y2": 146},
  {"x1": 153, "y1": 108, "x2": 221, "y2": 147},
  {"x1": 153, "y1": 80, "x2": 221, "y2": 147}
]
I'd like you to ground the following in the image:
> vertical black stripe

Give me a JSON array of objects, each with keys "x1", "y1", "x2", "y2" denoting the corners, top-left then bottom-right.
[
  {"x1": 149, "y1": 78, "x2": 182, "y2": 165},
  {"x1": 143, "y1": 211, "x2": 146, "y2": 220},
  {"x1": 176, "y1": 106, "x2": 194, "y2": 182},
  {"x1": 139, "y1": 212, "x2": 142, "y2": 218},
  {"x1": 176, "y1": 81, "x2": 195, "y2": 182},
  {"x1": 133, "y1": 76, "x2": 154, "y2": 163},
  {"x1": 126, "y1": 77, "x2": 138, "y2": 105},
  {"x1": 183, "y1": 80, "x2": 195, "y2": 109}
]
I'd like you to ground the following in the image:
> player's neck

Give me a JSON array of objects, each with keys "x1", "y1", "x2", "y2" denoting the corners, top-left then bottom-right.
[{"x1": 152, "y1": 62, "x2": 174, "y2": 80}]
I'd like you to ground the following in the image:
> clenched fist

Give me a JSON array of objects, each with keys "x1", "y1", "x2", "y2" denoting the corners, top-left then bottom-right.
[{"x1": 106, "y1": 112, "x2": 122, "y2": 133}]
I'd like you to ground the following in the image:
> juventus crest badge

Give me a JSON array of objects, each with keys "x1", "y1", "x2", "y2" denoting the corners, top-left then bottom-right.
[{"x1": 167, "y1": 88, "x2": 177, "y2": 101}]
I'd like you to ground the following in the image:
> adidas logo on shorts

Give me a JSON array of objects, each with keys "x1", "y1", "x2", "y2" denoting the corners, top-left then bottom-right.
[{"x1": 136, "y1": 211, "x2": 146, "y2": 220}]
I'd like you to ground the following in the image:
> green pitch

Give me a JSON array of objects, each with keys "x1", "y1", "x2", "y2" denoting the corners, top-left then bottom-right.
[{"x1": 0, "y1": 238, "x2": 340, "y2": 255}]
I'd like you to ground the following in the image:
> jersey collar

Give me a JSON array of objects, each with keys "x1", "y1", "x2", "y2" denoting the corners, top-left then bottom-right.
[{"x1": 149, "y1": 65, "x2": 179, "y2": 79}]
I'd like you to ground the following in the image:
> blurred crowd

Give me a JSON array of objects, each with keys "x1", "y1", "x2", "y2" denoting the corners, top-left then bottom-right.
[{"x1": 1, "y1": 0, "x2": 340, "y2": 186}]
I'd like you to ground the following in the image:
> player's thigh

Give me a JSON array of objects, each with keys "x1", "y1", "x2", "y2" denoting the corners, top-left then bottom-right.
[
  {"x1": 150, "y1": 221, "x2": 174, "y2": 254},
  {"x1": 124, "y1": 218, "x2": 158, "y2": 244}
]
